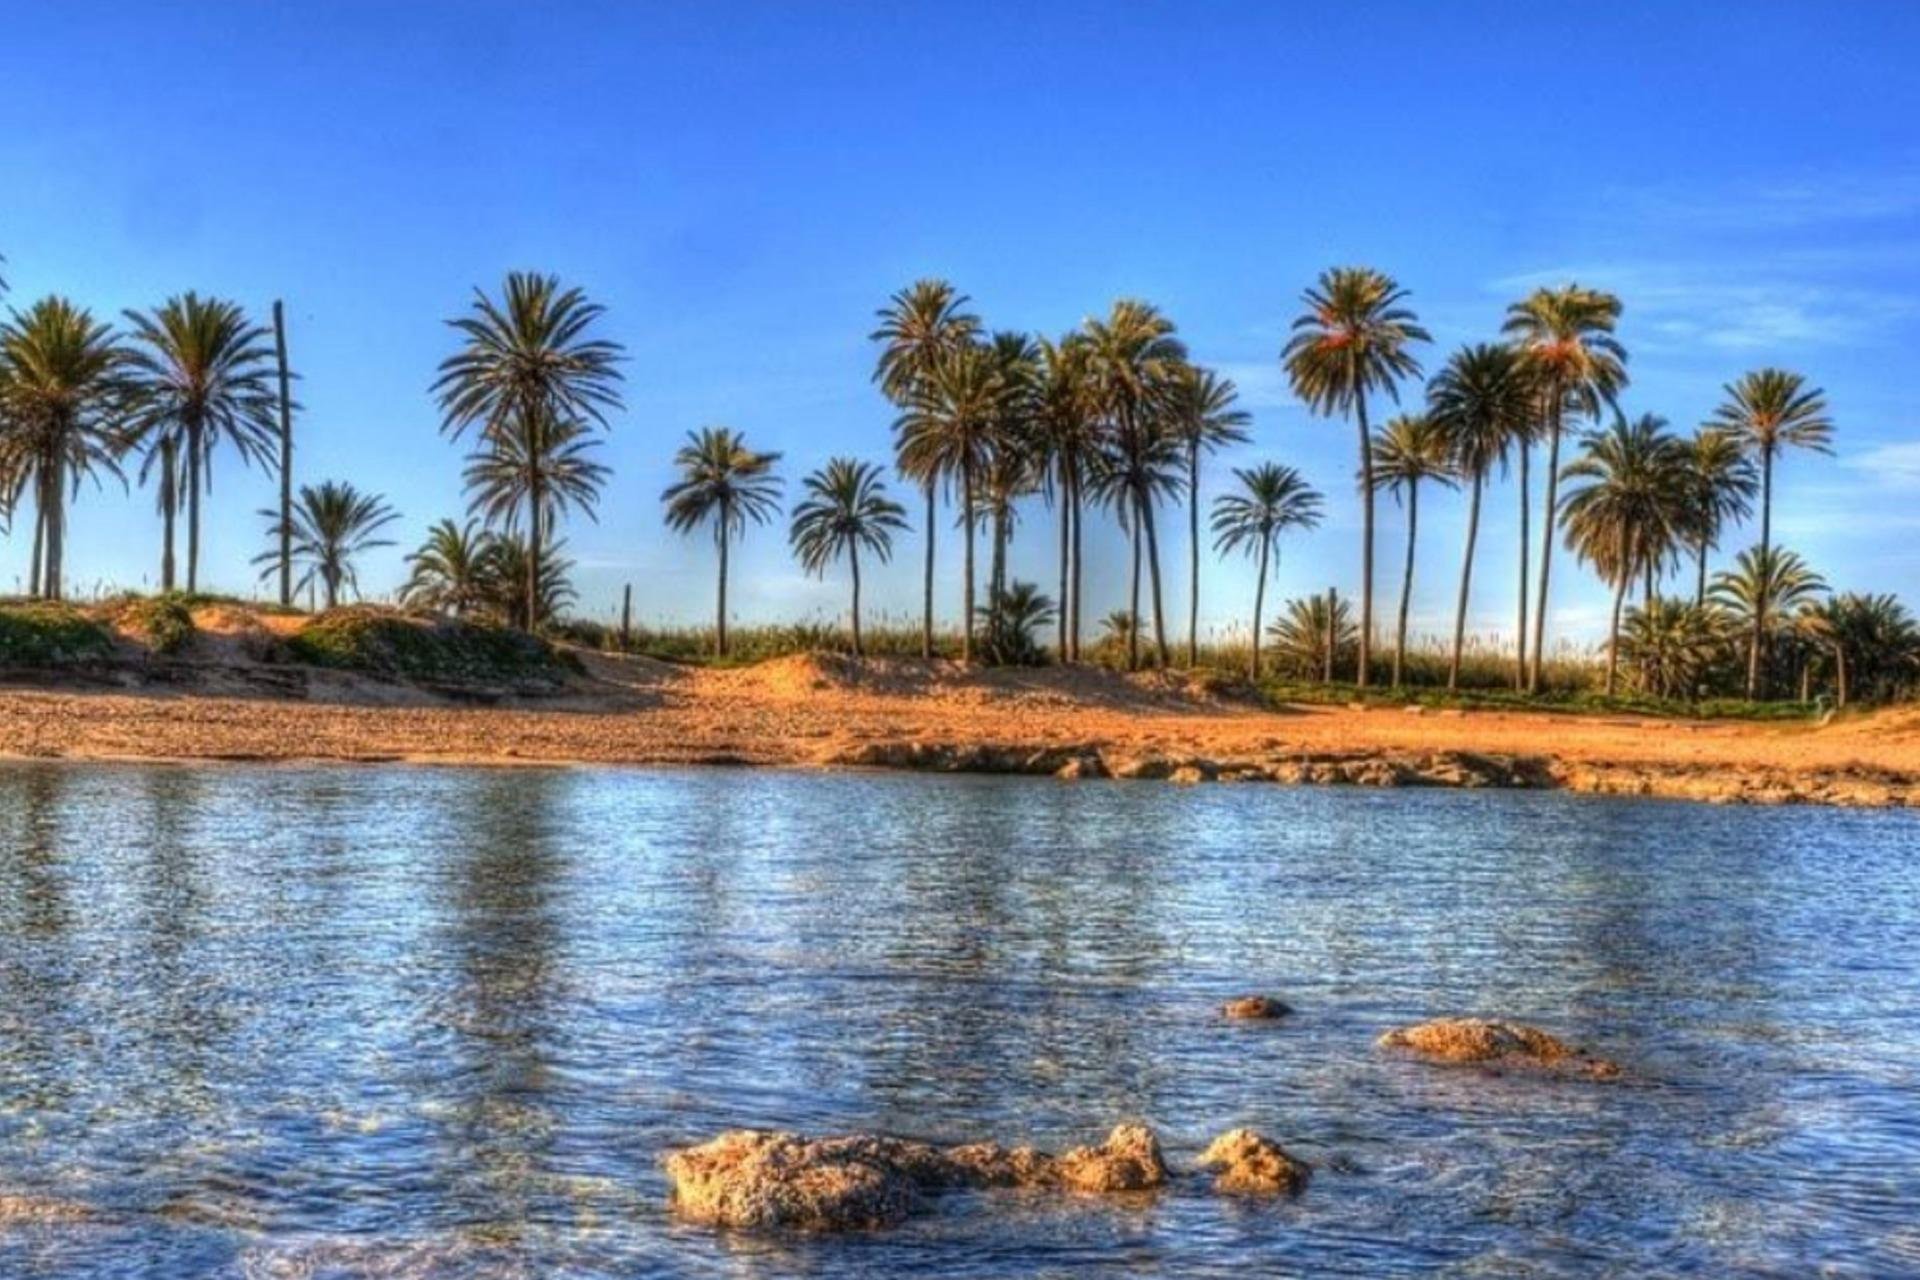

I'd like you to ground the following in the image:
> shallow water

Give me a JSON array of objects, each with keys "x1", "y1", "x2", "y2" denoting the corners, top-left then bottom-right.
[{"x1": 1, "y1": 763, "x2": 1917, "y2": 1277}]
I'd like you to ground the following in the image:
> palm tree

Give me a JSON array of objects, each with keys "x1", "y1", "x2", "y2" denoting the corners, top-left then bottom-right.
[
  {"x1": 893, "y1": 343, "x2": 1010, "y2": 662},
  {"x1": 1367, "y1": 414, "x2": 1456, "y2": 687},
  {"x1": 401, "y1": 518, "x2": 495, "y2": 617},
  {"x1": 1427, "y1": 344, "x2": 1533, "y2": 691},
  {"x1": 1504, "y1": 285, "x2": 1627, "y2": 693},
  {"x1": 789, "y1": 457, "x2": 908, "y2": 656},
  {"x1": 1559, "y1": 414, "x2": 1691, "y2": 694},
  {"x1": 121, "y1": 293, "x2": 279, "y2": 593},
  {"x1": 977, "y1": 580, "x2": 1057, "y2": 666},
  {"x1": 1711, "y1": 545, "x2": 1827, "y2": 697},
  {"x1": 980, "y1": 331, "x2": 1041, "y2": 617},
  {"x1": 1618, "y1": 597, "x2": 1727, "y2": 700},
  {"x1": 1083, "y1": 299, "x2": 1188, "y2": 668},
  {"x1": 1708, "y1": 368, "x2": 1834, "y2": 696},
  {"x1": 1084, "y1": 403, "x2": 1184, "y2": 672},
  {"x1": 1282, "y1": 267, "x2": 1430, "y2": 688},
  {"x1": 1170, "y1": 363, "x2": 1251, "y2": 667},
  {"x1": 460, "y1": 413, "x2": 608, "y2": 628},
  {"x1": 1799, "y1": 593, "x2": 1920, "y2": 707},
  {"x1": 1034, "y1": 334, "x2": 1100, "y2": 660},
  {"x1": 1211, "y1": 463, "x2": 1324, "y2": 679},
  {"x1": 1681, "y1": 428, "x2": 1759, "y2": 606},
  {"x1": 256, "y1": 480, "x2": 397, "y2": 610},
  {"x1": 871, "y1": 280, "x2": 980, "y2": 659},
  {"x1": 662, "y1": 426, "x2": 782, "y2": 658},
  {"x1": 1268, "y1": 592, "x2": 1357, "y2": 681},
  {"x1": 433, "y1": 272, "x2": 625, "y2": 630},
  {"x1": 480, "y1": 533, "x2": 576, "y2": 630},
  {"x1": 0, "y1": 297, "x2": 134, "y2": 600}
]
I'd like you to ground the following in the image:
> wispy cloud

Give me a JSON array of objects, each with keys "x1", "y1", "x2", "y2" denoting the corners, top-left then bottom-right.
[
  {"x1": 1838, "y1": 440, "x2": 1920, "y2": 489},
  {"x1": 1603, "y1": 171, "x2": 1920, "y2": 234}
]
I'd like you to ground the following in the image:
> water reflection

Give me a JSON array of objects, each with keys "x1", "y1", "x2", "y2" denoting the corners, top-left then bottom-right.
[{"x1": 0, "y1": 762, "x2": 1916, "y2": 1278}]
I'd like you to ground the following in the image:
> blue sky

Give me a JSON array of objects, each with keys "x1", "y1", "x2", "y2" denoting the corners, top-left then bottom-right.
[{"x1": 4, "y1": 2, "x2": 1917, "y2": 648}]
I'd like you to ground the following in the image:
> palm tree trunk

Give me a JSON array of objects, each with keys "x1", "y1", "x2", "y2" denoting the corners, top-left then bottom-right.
[
  {"x1": 1057, "y1": 466, "x2": 1070, "y2": 660},
  {"x1": 1606, "y1": 572, "x2": 1626, "y2": 696},
  {"x1": 849, "y1": 540, "x2": 863, "y2": 658},
  {"x1": 44, "y1": 459, "x2": 65, "y2": 602},
  {"x1": 1354, "y1": 393, "x2": 1374, "y2": 688},
  {"x1": 1127, "y1": 517, "x2": 1141, "y2": 672},
  {"x1": 1834, "y1": 642, "x2": 1848, "y2": 709},
  {"x1": 160, "y1": 437, "x2": 177, "y2": 592},
  {"x1": 1068, "y1": 462, "x2": 1083, "y2": 661},
  {"x1": 715, "y1": 521, "x2": 729, "y2": 659},
  {"x1": 324, "y1": 566, "x2": 340, "y2": 611},
  {"x1": 274, "y1": 300, "x2": 294, "y2": 609},
  {"x1": 1394, "y1": 479, "x2": 1418, "y2": 688},
  {"x1": 1139, "y1": 483, "x2": 1170, "y2": 668},
  {"x1": 1515, "y1": 438, "x2": 1531, "y2": 689},
  {"x1": 990, "y1": 506, "x2": 1007, "y2": 617},
  {"x1": 961, "y1": 461, "x2": 976, "y2": 663},
  {"x1": 1749, "y1": 448, "x2": 1774, "y2": 699},
  {"x1": 526, "y1": 452, "x2": 545, "y2": 634},
  {"x1": 1528, "y1": 395, "x2": 1564, "y2": 694},
  {"x1": 1187, "y1": 440, "x2": 1200, "y2": 668},
  {"x1": 1696, "y1": 537, "x2": 1709, "y2": 608},
  {"x1": 186, "y1": 419, "x2": 203, "y2": 593},
  {"x1": 1251, "y1": 533, "x2": 1270, "y2": 680},
  {"x1": 28, "y1": 479, "x2": 44, "y2": 599},
  {"x1": 1449, "y1": 474, "x2": 1484, "y2": 691},
  {"x1": 921, "y1": 479, "x2": 935, "y2": 660}
]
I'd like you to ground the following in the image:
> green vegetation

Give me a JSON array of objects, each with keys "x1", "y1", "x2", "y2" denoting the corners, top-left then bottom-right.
[
  {"x1": 287, "y1": 607, "x2": 574, "y2": 686},
  {"x1": 0, "y1": 601, "x2": 114, "y2": 665},
  {"x1": 114, "y1": 592, "x2": 196, "y2": 655}
]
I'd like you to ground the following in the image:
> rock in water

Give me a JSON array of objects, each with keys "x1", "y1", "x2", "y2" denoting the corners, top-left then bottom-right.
[
  {"x1": 1377, "y1": 1017, "x2": 1621, "y2": 1079},
  {"x1": 1222, "y1": 995, "x2": 1291, "y2": 1020},
  {"x1": 1198, "y1": 1128, "x2": 1311, "y2": 1195},
  {"x1": 662, "y1": 1131, "x2": 919, "y2": 1230},
  {"x1": 1055, "y1": 1124, "x2": 1168, "y2": 1193}
]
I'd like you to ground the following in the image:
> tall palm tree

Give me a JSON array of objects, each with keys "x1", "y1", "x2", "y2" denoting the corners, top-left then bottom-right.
[
  {"x1": 871, "y1": 280, "x2": 980, "y2": 659},
  {"x1": 662, "y1": 426, "x2": 782, "y2": 658},
  {"x1": 480, "y1": 533, "x2": 577, "y2": 631},
  {"x1": 1427, "y1": 344, "x2": 1534, "y2": 691},
  {"x1": 980, "y1": 331, "x2": 1041, "y2": 617},
  {"x1": 1681, "y1": 428, "x2": 1759, "y2": 606},
  {"x1": 255, "y1": 480, "x2": 397, "y2": 610},
  {"x1": 1034, "y1": 334, "x2": 1100, "y2": 660},
  {"x1": 789, "y1": 457, "x2": 908, "y2": 656},
  {"x1": 433, "y1": 272, "x2": 625, "y2": 630},
  {"x1": 1708, "y1": 368, "x2": 1834, "y2": 696},
  {"x1": 1504, "y1": 285, "x2": 1627, "y2": 693},
  {"x1": 1559, "y1": 414, "x2": 1691, "y2": 694},
  {"x1": 460, "y1": 413, "x2": 608, "y2": 628},
  {"x1": 400, "y1": 518, "x2": 495, "y2": 617},
  {"x1": 0, "y1": 297, "x2": 134, "y2": 600},
  {"x1": 122, "y1": 294, "x2": 279, "y2": 594},
  {"x1": 1711, "y1": 545, "x2": 1827, "y2": 697},
  {"x1": 1170, "y1": 363, "x2": 1251, "y2": 666},
  {"x1": 893, "y1": 343, "x2": 1010, "y2": 662},
  {"x1": 1282, "y1": 267, "x2": 1430, "y2": 688},
  {"x1": 1368, "y1": 414, "x2": 1456, "y2": 687},
  {"x1": 1211, "y1": 463, "x2": 1324, "y2": 679},
  {"x1": 1083, "y1": 299, "x2": 1188, "y2": 668}
]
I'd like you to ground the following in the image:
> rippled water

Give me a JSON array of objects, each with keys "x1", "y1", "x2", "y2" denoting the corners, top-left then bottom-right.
[{"x1": 2, "y1": 763, "x2": 1918, "y2": 1277}]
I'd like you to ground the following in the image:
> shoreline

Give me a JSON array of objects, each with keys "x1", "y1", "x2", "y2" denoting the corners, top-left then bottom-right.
[{"x1": 3, "y1": 651, "x2": 1915, "y2": 808}]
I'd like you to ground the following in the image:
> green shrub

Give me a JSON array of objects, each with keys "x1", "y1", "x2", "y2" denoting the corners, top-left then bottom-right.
[
  {"x1": 0, "y1": 603, "x2": 115, "y2": 666},
  {"x1": 287, "y1": 607, "x2": 575, "y2": 685},
  {"x1": 117, "y1": 593, "x2": 197, "y2": 655}
]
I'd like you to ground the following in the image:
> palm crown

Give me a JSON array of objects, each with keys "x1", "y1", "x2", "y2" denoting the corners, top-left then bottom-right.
[
  {"x1": 257, "y1": 480, "x2": 398, "y2": 610},
  {"x1": 790, "y1": 457, "x2": 907, "y2": 576}
]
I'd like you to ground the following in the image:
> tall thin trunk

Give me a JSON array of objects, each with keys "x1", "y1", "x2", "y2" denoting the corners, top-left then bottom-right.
[
  {"x1": 1354, "y1": 393, "x2": 1374, "y2": 687},
  {"x1": 989, "y1": 506, "x2": 1007, "y2": 617},
  {"x1": 1250, "y1": 532, "x2": 1270, "y2": 680},
  {"x1": 44, "y1": 459, "x2": 65, "y2": 601},
  {"x1": 324, "y1": 565, "x2": 340, "y2": 611},
  {"x1": 1068, "y1": 462, "x2": 1083, "y2": 661},
  {"x1": 849, "y1": 539, "x2": 863, "y2": 658},
  {"x1": 1749, "y1": 448, "x2": 1774, "y2": 699},
  {"x1": 620, "y1": 582, "x2": 632, "y2": 650},
  {"x1": 1449, "y1": 474, "x2": 1484, "y2": 691},
  {"x1": 1605, "y1": 573, "x2": 1627, "y2": 696},
  {"x1": 921, "y1": 479, "x2": 935, "y2": 660},
  {"x1": 159, "y1": 437, "x2": 177, "y2": 592},
  {"x1": 961, "y1": 460, "x2": 976, "y2": 663},
  {"x1": 1139, "y1": 483, "x2": 1171, "y2": 668},
  {"x1": 1528, "y1": 395, "x2": 1565, "y2": 694},
  {"x1": 1393, "y1": 479, "x2": 1418, "y2": 688},
  {"x1": 1057, "y1": 464, "x2": 1070, "y2": 660},
  {"x1": 186, "y1": 417, "x2": 203, "y2": 593},
  {"x1": 1834, "y1": 642, "x2": 1848, "y2": 709},
  {"x1": 1696, "y1": 537, "x2": 1709, "y2": 608},
  {"x1": 29, "y1": 478, "x2": 45, "y2": 599},
  {"x1": 1128, "y1": 517, "x2": 1141, "y2": 671},
  {"x1": 1515, "y1": 439, "x2": 1530, "y2": 689},
  {"x1": 274, "y1": 300, "x2": 294, "y2": 608},
  {"x1": 526, "y1": 420, "x2": 545, "y2": 633},
  {"x1": 1324, "y1": 587, "x2": 1337, "y2": 684},
  {"x1": 715, "y1": 519, "x2": 729, "y2": 658},
  {"x1": 1187, "y1": 440, "x2": 1200, "y2": 668}
]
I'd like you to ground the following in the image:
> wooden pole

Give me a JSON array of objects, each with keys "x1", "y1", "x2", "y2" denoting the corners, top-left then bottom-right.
[
  {"x1": 273, "y1": 300, "x2": 294, "y2": 608},
  {"x1": 1324, "y1": 586, "x2": 1337, "y2": 684},
  {"x1": 620, "y1": 582, "x2": 632, "y2": 650}
]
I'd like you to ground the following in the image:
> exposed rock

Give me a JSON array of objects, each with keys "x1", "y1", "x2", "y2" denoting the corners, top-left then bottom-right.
[
  {"x1": 1054, "y1": 753, "x2": 1106, "y2": 780},
  {"x1": 1110, "y1": 755, "x2": 1173, "y2": 780},
  {"x1": 1222, "y1": 995, "x2": 1291, "y2": 1020},
  {"x1": 1168, "y1": 764, "x2": 1208, "y2": 784},
  {"x1": 1055, "y1": 1124, "x2": 1168, "y2": 1193},
  {"x1": 940, "y1": 1142, "x2": 1058, "y2": 1189},
  {"x1": 0, "y1": 1194, "x2": 95, "y2": 1225},
  {"x1": 662, "y1": 1130, "x2": 919, "y2": 1230},
  {"x1": 1198, "y1": 1128, "x2": 1311, "y2": 1195},
  {"x1": 1377, "y1": 1017, "x2": 1621, "y2": 1079}
]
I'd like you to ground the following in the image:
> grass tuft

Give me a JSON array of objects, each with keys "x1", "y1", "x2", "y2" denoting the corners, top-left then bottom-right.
[{"x1": 288, "y1": 607, "x2": 577, "y2": 686}]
